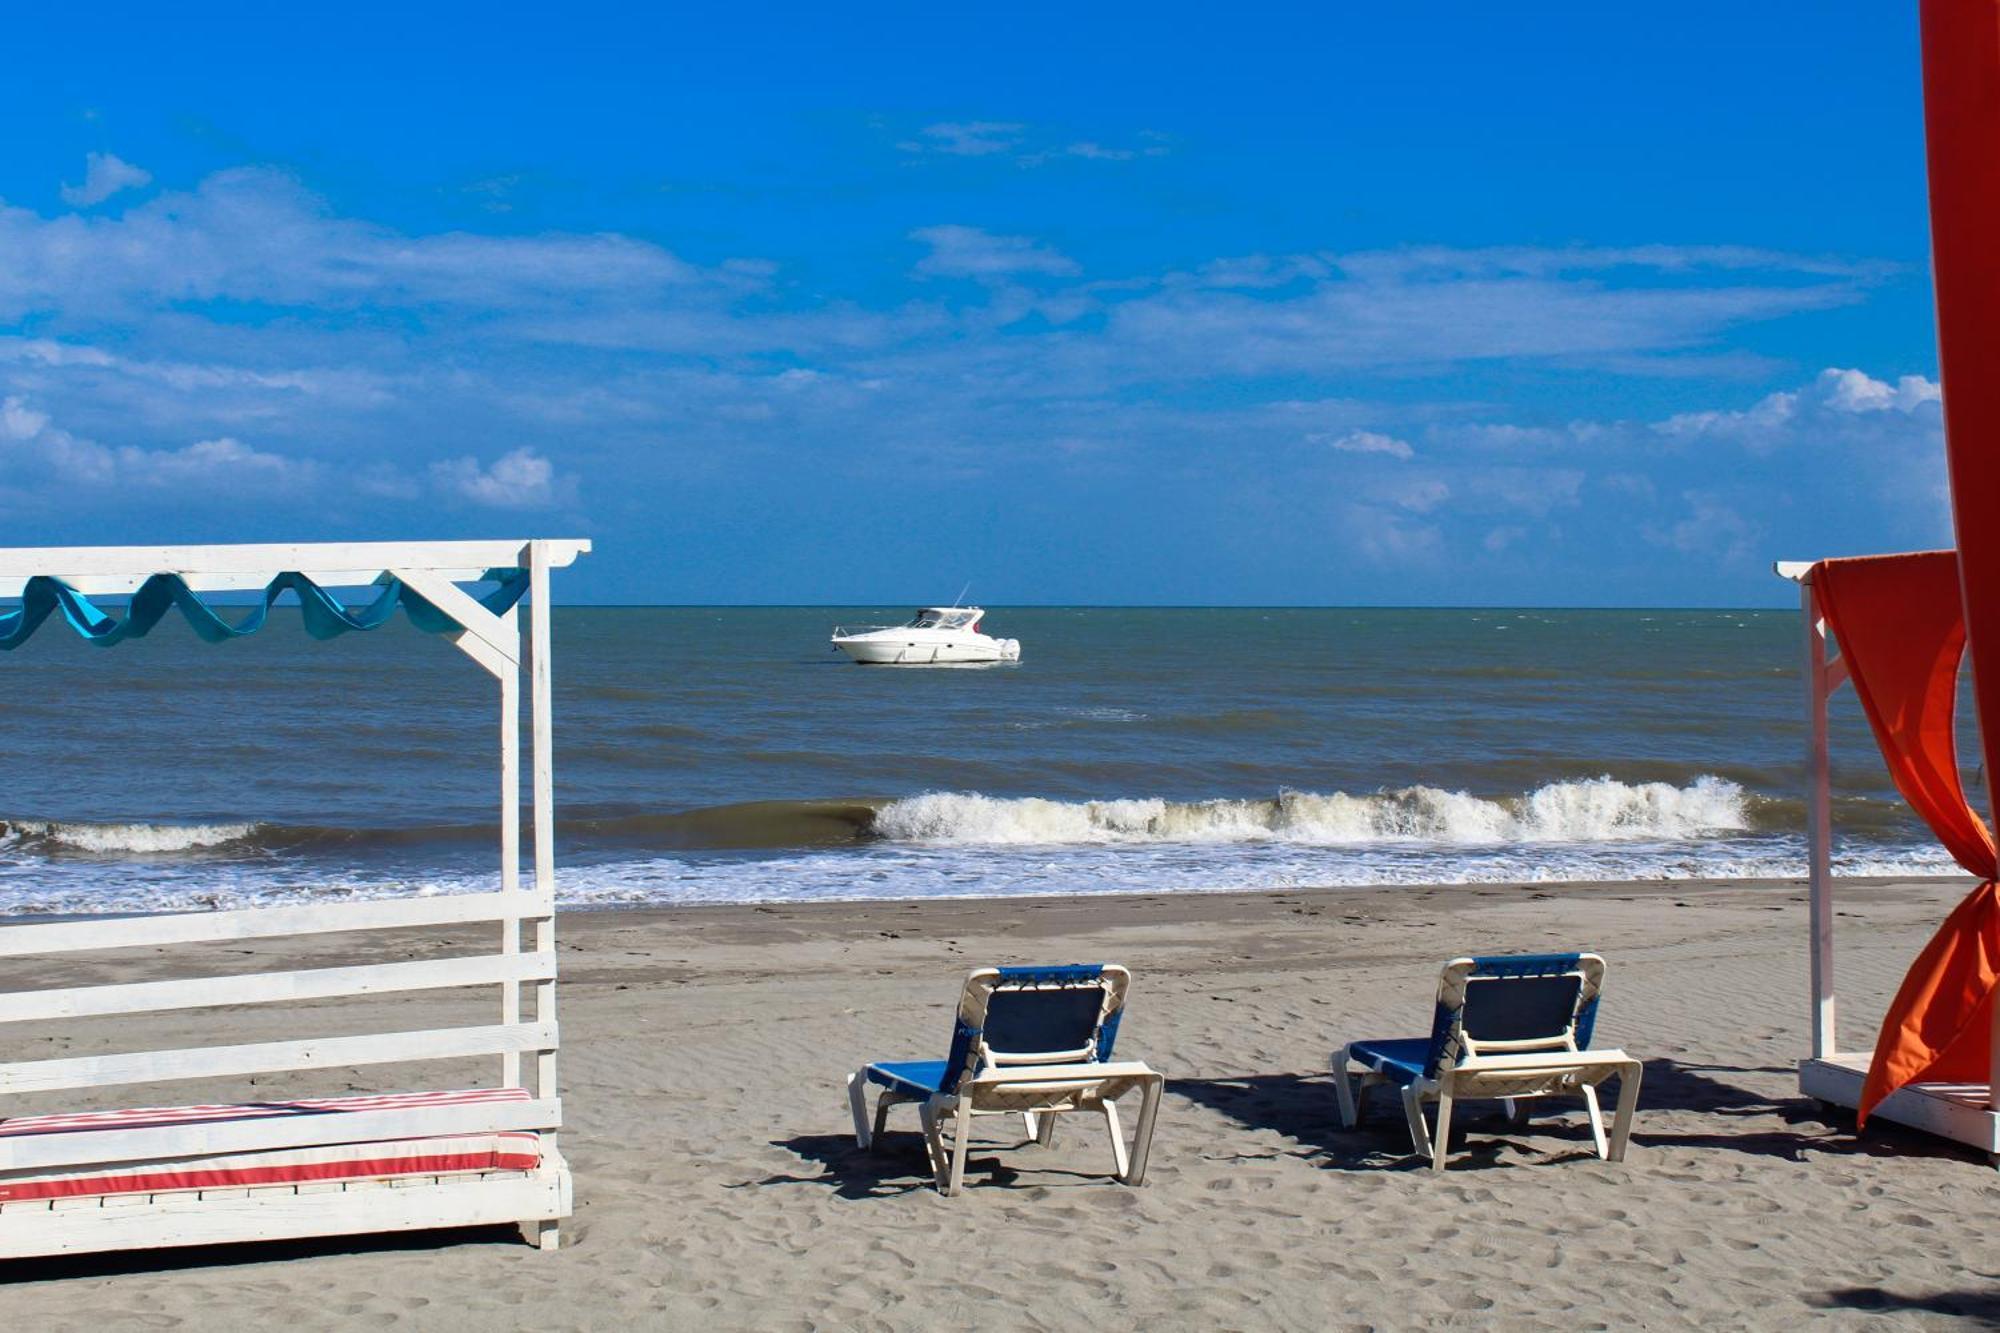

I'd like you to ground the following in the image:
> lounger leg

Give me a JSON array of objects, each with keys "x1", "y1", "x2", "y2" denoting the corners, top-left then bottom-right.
[
  {"x1": 1333, "y1": 1044, "x2": 1360, "y2": 1128},
  {"x1": 1430, "y1": 1089, "x2": 1455, "y2": 1173},
  {"x1": 946, "y1": 1100, "x2": 976, "y2": 1196},
  {"x1": 1581, "y1": 1084, "x2": 1610, "y2": 1159},
  {"x1": 919, "y1": 1103, "x2": 946, "y2": 1183},
  {"x1": 1022, "y1": 1110, "x2": 1038, "y2": 1141},
  {"x1": 873, "y1": 1091, "x2": 896, "y2": 1145},
  {"x1": 1036, "y1": 1110, "x2": 1058, "y2": 1147},
  {"x1": 1123, "y1": 1076, "x2": 1163, "y2": 1186},
  {"x1": 520, "y1": 1218, "x2": 559, "y2": 1251},
  {"x1": 1102, "y1": 1100, "x2": 1130, "y2": 1180},
  {"x1": 1401, "y1": 1084, "x2": 1433, "y2": 1163},
  {"x1": 848, "y1": 1069, "x2": 872, "y2": 1149},
  {"x1": 1607, "y1": 1062, "x2": 1642, "y2": 1163}
]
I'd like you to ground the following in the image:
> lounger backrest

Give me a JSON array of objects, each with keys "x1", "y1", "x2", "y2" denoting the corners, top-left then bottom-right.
[
  {"x1": 941, "y1": 964, "x2": 1130, "y2": 1094},
  {"x1": 1423, "y1": 953, "x2": 1605, "y2": 1079}
]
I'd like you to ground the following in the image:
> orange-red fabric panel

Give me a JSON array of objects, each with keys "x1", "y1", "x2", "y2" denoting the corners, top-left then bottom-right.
[
  {"x1": 1858, "y1": 881, "x2": 2000, "y2": 1123},
  {"x1": 1924, "y1": 0, "x2": 2000, "y2": 791},
  {"x1": 1813, "y1": 551, "x2": 1993, "y2": 876}
]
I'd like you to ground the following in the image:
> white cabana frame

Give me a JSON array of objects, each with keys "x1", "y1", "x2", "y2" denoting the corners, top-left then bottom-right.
[
  {"x1": 0, "y1": 538, "x2": 590, "y2": 1257},
  {"x1": 1776, "y1": 559, "x2": 2000, "y2": 1162}
]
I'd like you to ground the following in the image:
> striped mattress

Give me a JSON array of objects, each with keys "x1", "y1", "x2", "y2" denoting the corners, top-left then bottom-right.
[{"x1": 0, "y1": 1087, "x2": 541, "y2": 1204}]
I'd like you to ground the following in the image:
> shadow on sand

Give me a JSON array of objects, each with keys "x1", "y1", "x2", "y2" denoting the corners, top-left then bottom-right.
[
  {"x1": 758, "y1": 1130, "x2": 1139, "y2": 1198},
  {"x1": 0, "y1": 1223, "x2": 526, "y2": 1284},
  {"x1": 1169, "y1": 1058, "x2": 1995, "y2": 1170},
  {"x1": 1805, "y1": 1286, "x2": 2000, "y2": 1324}
]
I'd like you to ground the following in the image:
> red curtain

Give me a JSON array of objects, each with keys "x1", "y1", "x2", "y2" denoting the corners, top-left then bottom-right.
[{"x1": 1813, "y1": 552, "x2": 2000, "y2": 1123}]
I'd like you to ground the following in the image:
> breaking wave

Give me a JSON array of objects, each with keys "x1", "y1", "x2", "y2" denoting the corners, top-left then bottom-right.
[
  {"x1": 872, "y1": 777, "x2": 1758, "y2": 847},
  {"x1": 0, "y1": 818, "x2": 263, "y2": 856}
]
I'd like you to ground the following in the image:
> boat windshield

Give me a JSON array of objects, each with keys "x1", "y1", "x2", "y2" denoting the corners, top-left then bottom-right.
[{"x1": 907, "y1": 609, "x2": 979, "y2": 630}]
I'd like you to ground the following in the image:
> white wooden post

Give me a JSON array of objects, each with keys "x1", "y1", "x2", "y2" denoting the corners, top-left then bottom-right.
[
  {"x1": 500, "y1": 605, "x2": 522, "y2": 1089},
  {"x1": 527, "y1": 541, "x2": 559, "y2": 1130},
  {"x1": 1803, "y1": 578, "x2": 1837, "y2": 1060}
]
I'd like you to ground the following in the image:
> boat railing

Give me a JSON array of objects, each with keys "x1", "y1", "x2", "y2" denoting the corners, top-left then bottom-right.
[{"x1": 831, "y1": 623, "x2": 897, "y2": 638}]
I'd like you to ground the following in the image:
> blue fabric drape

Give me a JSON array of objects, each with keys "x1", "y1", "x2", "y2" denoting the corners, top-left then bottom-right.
[{"x1": 0, "y1": 569, "x2": 530, "y2": 650}]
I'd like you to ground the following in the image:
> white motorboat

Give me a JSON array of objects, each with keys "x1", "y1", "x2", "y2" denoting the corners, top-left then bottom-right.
[{"x1": 830, "y1": 607, "x2": 1021, "y2": 665}]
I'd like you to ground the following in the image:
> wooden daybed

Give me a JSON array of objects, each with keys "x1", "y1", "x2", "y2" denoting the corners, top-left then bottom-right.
[{"x1": 0, "y1": 539, "x2": 587, "y2": 1258}]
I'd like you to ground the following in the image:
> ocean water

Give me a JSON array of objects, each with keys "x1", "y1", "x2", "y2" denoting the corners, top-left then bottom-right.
[{"x1": 0, "y1": 606, "x2": 1966, "y2": 914}]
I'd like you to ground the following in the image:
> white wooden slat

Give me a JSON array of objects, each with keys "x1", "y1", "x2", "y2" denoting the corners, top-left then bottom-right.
[
  {"x1": 0, "y1": 1098, "x2": 561, "y2": 1172},
  {"x1": 0, "y1": 951, "x2": 555, "y2": 1024},
  {"x1": 0, "y1": 1165, "x2": 568, "y2": 1257},
  {"x1": 0, "y1": 1021, "x2": 559, "y2": 1096},
  {"x1": 390, "y1": 566, "x2": 521, "y2": 665},
  {"x1": 0, "y1": 891, "x2": 551, "y2": 958},
  {"x1": 0, "y1": 568, "x2": 494, "y2": 598}
]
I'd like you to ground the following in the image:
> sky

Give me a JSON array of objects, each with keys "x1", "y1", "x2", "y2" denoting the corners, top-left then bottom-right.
[{"x1": 0, "y1": 2, "x2": 1952, "y2": 606}]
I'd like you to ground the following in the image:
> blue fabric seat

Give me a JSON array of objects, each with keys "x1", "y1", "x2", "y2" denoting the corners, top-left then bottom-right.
[
  {"x1": 864, "y1": 1060, "x2": 950, "y2": 1098},
  {"x1": 1345, "y1": 1038, "x2": 1430, "y2": 1085}
]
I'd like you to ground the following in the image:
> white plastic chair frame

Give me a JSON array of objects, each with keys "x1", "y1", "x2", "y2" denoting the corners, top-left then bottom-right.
[
  {"x1": 1333, "y1": 954, "x2": 1642, "y2": 1171},
  {"x1": 848, "y1": 965, "x2": 1165, "y2": 1196}
]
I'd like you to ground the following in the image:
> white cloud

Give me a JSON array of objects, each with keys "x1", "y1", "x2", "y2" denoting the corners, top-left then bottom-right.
[
  {"x1": 911, "y1": 225, "x2": 1079, "y2": 278},
  {"x1": 900, "y1": 122, "x2": 1025, "y2": 157},
  {"x1": 0, "y1": 395, "x2": 313, "y2": 492},
  {"x1": 1646, "y1": 493, "x2": 1759, "y2": 566},
  {"x1": 1390, "y1": 478, "x2": 1451, "y2": 513},
  {"x1": 428, "y1": 448, "x2": 574, "y2": 508},
  {"x1": 1653, "y1": 365, "x2": 1939, "y2": 455},
  {"x1": 1320, "y1": 429, "x2": 1414, "y2": 459},
  {"x1": 897, "y1": 122, "x2": 1171, "y2": 166},
  {"x1": 0, "y1": 168, "x2": 708, "y2": 322},
  {"x1": 59, "y1": 153, "x2": 152, "y2": 208},
  {"x1": 1063, "y1": 142, "x2": 1135, "y2": 161},
  {"x1": 1816, "y1": 366, "x2": 1940, "y2": 413}
]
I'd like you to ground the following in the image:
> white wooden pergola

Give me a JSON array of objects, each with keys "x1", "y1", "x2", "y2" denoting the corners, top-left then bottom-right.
[
  {"x1": 1778, "y1": 559, "x2": 2000, "y2": 1161},
  {"x1": 0, "y1": 539, "x2": 592, "y2": 1257}
]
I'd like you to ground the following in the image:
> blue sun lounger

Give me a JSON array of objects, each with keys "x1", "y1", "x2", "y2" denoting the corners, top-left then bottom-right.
[
  {"x1": 1333, "y1": 952, "x2": 1642, "y2": 1171},
  {"x1": 846, "y1": 964, "x2": 1165, "y2": 1196}
]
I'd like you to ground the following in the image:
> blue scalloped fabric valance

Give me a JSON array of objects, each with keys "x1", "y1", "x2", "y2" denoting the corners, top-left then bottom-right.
[{"x1": 0, "y1": 569, "x2": 530, "y2": 650}]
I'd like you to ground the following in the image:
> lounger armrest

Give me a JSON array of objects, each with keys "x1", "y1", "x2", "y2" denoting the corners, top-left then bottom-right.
[
  {"x1": 966, "y1": 1061, "x2": 1160, "y2": 1094},
  {"x1": 1456, "y1": 1048, "x2": 1636, "y2": 1074}
]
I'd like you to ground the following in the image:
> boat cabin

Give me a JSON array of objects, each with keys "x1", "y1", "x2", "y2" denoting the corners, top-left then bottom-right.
[{"x1": 908, "y1": 607, "x2": 983, "y2": 632}]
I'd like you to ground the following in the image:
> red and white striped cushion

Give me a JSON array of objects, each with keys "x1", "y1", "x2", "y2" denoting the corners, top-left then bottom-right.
[{"x1": 0, "y1": 1087, "x2": 541, "y2": 1204}]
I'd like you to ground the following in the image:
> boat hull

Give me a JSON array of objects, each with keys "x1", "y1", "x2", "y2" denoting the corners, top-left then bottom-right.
[{"x1": 832, "y1": 635, "x2": 1021, "y2": 665}]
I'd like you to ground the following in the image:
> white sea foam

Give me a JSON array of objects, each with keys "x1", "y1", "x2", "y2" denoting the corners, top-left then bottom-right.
[
  {"x1": 871, "y1": 776, "x2": 1753, "y2": 848},
  {"x1": 0, "y1": 831, "x2": 1963, "y2": 916},
  {"x1": 5, "y1": 819, "x2": 261, "y2": 855}
]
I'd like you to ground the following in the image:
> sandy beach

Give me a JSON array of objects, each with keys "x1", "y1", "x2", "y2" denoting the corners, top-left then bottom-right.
[{"x1": 2, "y1": 874, "x2": 1997, "y2": 1330}]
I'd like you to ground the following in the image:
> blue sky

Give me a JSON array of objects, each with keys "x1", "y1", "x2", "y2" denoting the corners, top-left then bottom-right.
[{"x1": 0, "y1": 2, "x2": 1949, "y2": 605}]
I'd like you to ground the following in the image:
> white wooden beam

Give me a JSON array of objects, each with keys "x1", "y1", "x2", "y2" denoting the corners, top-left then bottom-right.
[
  {"x1": 0, "y1": 540, "x2": 588, "y2": 579},
  {"x1": 0, "y1": 1022, "x2": 558, "y2": 1096},
  {"x1": 0, "y1": 1167, "x2": 569, "y2": 1260},
  {"x1": 0, "y1": 952, "x2": 555, "y2": 1024},
  {"x1": 0, "y1": 1098, "x2": 562, "y2": 1172},
  {"x1": 388, "y1": 567, "x2": 521, "y2": 668},
  {"x1": 0, "y1": 892, "x2": 550, "y2": 958}
]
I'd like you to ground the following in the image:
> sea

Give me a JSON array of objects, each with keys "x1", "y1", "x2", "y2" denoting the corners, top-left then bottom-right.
[{"x1": 0, "y1": 607, "x2": 1965, "y2": 916}]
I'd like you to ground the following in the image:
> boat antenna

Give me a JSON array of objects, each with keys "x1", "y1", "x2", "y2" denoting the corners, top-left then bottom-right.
[{"x1": 953, "y1": 580, "x2": 971, "y2": 608}]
